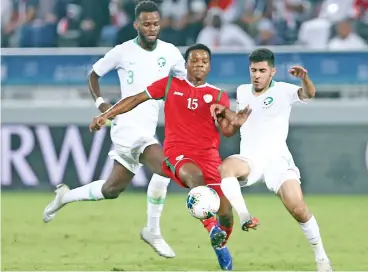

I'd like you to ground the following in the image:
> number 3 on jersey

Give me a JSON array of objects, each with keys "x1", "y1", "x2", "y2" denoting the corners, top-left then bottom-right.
[
  {"x1": 127, "y1": 70, "x2": 134, "y2": 84},
  {"x1": 187, "y1": 98, "x2": 198, "y2": 110}
]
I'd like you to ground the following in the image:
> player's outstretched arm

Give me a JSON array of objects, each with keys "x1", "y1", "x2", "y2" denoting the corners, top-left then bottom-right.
[
  {"x1": 89, "y1": 92, "x2": 149, "y2": 131},
  {"x1": 289, "y1": 66, "x2": 316, "y2": 100}
]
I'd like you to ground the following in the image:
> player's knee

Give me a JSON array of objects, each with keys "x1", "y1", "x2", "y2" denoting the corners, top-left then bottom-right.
[
  {"x1": 187, "y1": 171, "x2": 205, "y2": 188},
  {"x1": 218, "y1": 158, "x2": 237, "y2": 178},
  {"x1": 289, "y1": 203, "x2": 310, "y2": 222}
]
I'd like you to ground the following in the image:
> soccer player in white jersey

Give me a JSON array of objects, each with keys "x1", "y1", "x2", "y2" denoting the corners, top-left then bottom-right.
[
  {"x1": 42, "y1": 0, "x2": 186, "y2": 258},
  {"x1": 211, "y1": 48, "x2": 333, "y2": 272}
]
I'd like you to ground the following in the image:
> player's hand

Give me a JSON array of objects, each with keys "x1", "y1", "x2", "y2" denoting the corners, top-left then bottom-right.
[
  {"x1": 230, "y1": 105, "x2": 252, "y2": 126},
  {"x1": 288, "y1": 66, "x2": 308, "y2": 79},
  {"x1": 89, "y1": 115, "x2": 107, "y2": 132},
  {"x1": 210, "y1": 103, "x2": 227, "y2": 119},
  {"x1": 98, "y1": 103, "x2": 113, "y2": 113}
]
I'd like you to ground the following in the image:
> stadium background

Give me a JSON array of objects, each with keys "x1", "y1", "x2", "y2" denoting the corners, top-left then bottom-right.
[{"x1": 1, "y1": 0, "x2": 368, "y2": 271}]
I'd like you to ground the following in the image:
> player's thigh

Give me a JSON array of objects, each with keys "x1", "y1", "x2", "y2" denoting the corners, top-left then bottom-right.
[
  {"x1": 263, "y1": 155, "x2": 301, "y2": 194},
  {"x1": 140, "y1": 143, "x2": 166, "y2": 177},
  {"x1": 177, "y1": 160, "x2": 205, "y2": 188},
  {"x1": 219, "y1": 155, "x2": 251, "y2": 180}
]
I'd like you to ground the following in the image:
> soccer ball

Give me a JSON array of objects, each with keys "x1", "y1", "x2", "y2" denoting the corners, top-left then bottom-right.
[{"x1": 186, "y1": 186, "x2": 220, "y2": 219}]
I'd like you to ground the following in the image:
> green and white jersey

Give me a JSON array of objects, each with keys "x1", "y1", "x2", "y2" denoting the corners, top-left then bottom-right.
[
  {"x1": 93, "y1": 38, "x2": 186, "y2": 141},
  {"x1": 236, "y1": 81, "x2": 305, "y2": 158}
]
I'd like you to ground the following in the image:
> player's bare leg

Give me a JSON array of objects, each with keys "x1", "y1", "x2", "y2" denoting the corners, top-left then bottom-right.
[
  {"x1": 139, "y1": 144, "x2": 175, "y2": 258},
  {"x1": 278, "y1": 180, "x2": 332, "y2": 272},
  {"x1": 219, "y1": 157, "x2": 259, "y2": 230},
  {"x1": 217, "y1": 196, "x2": 233, "y2": 247},
  {"x1": 179, "y1": 162, "x2": 232, "y2": 270},
  {"x1": 43, "y1": 161, "x2": 133, "y2": 222}
]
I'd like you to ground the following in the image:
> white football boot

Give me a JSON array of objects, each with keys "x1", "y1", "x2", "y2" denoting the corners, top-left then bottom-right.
[
  {"x1": 317, "y1": 259, "x2": 333, "y2": 272},
  {"x1": 140, "y1": 226, "x2": 176, "y2": 258},
  {"x1": 43, "y1": 184, "x2": 70, "y2": 223}
]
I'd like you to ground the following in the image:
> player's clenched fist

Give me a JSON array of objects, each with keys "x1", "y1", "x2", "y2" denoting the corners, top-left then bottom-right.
[
  {"x1": 288, "y1": 65, "x2": 308, "y2": 79},
  {"x1": 210, "y1": 103, "x2": 227, "y2": 119},
  {"x1": 89, "y1": 115, "x2": 107, "y2": 132}
]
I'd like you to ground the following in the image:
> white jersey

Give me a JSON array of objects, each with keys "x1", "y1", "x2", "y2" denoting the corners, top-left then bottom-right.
[
  {"x1": 237, "y1": 81, "x2": 304, "y2": 160},
  {"x1": 93, "y1": 38, "x2": 186, "y2": 141}
]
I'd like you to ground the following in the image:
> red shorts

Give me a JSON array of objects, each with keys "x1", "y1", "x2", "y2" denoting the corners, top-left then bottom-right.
[{"x1": 162, "y1": 150, "x2": 223, "y2": 197}]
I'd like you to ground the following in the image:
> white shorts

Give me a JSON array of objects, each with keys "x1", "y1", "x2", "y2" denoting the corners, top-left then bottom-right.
[
  {"x1": 231, "y1": 153, "x2": 301, "y2": 193},
  {"x1": 108, "y1": 133, "x2": 159, "y2": 174}
]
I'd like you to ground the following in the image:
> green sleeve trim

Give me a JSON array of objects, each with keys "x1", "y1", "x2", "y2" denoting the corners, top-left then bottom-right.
[
  {"x1": 164, "y1": 157, "x2": 176, "y2": 174},
  {"x1": 144, "y1": 89, "x2": 152, "y2": 99},
  {"x1": 216, "y1": 89, "x2": 224, "y2": 102},
  {"x1": 144, "y1": 89, "x2": 163, "y2": 100},
  {"x1": 163, "y1": 75, "x2": 174, "y2": 101}
]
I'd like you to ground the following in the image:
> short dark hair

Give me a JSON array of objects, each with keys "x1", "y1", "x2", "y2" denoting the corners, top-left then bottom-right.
[
  {"x1": 249, "y1": 48, "x2": 275, "y2": 67},
  {"x1": 135, "y1": 0, "x2": 159, "y2": 19},
  {"x1": 184, "y1": 43, "x2": 212, "y2": 62}
]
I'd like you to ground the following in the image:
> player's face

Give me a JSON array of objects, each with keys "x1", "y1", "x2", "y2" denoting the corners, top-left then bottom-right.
[
  {"x1": 249, "y1": 61, "x2": 276, "y2": 92},
  {"x1": 186, "y1": 50, "x2": 211, "y2": 81},
  {"x1": 134, "y1": 11, "x2": 160, "y2": 47}
]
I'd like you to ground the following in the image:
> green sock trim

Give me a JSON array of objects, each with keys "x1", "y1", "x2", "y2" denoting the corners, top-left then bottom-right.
[
  {"x1": 148, "y1": 196, "x2": 165, "y2": 205},
  {"x1": 89, "y1": 187, "x2": 97, "y2": 201}
]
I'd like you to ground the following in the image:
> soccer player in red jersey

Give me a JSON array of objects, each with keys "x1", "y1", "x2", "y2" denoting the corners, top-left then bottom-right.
[{"x1": 90, "y1": 43, "x2": 257, "y2": 270}]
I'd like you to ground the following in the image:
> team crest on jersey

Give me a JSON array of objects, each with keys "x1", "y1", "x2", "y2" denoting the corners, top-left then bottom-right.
[
  {"x1": 263, "y1": 96, "x2": 274, "y2": 109},
  {"x1": 157, "y1": 57, "x2": 166, "y2": 68},
  {"x1": 203, "y1": 94, "x2": 213, "y2": 103}
]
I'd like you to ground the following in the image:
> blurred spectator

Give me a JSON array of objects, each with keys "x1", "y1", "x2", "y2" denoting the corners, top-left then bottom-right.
[
  {"x1": 1, "y1": 0, "x2": 15, "y2": 47},
  {"x1": 272, "y1": 0, "x2": 312, "y2": 44},
  {"x1": 114, "y1": 0, "x2": 137, "y2": 45},
  {"x1": 2, "y1": 0, "x2": 367, "y2": 48},
  {"x1": 183, "y1": 0, "x2": 207, "y2": 44},
  {"x1": 159, "y1": 0, "x2": 190, "y2": 45},
  {"x1": 78, "y1": 0, "x2": 110, "y2": 47},
  {"x1": 297, "y1": 2, "x2": 332, "y2": 49},
  {"x1": 298, "y1": 16, "x2": 332, "y2": 49},
  {"x1": 255, "y1": 18, "x2": 283, "y2": 46},
  {"x1": 197, "y1": 8, "x2": 255, "y2": 48},
  {"x1": 237, "y1": 0, "x2": 274, "y2": 37},
  {"x1": 328, "y1": 18, "x2": 366, "y2": 50},
  {"x1": 17, "y1": 0, "x2": 58, "y2": 47}
]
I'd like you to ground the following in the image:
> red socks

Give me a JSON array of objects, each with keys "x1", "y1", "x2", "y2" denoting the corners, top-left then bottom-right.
[
  {"x1": 219, "y1": 224, "x2": 233, "y2": 246},
  {"x1": 201, "y1": 217, "x2": 217, "y2": 233}
]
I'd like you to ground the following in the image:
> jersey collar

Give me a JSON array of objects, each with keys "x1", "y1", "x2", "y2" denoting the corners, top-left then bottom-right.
[
  {"x1": 184, "y1": 78, "x2": 209, "y2": 88},
  {"x1": 133, "y1": 36, "x2": 158, "y2": 51},
  {"x1": 252, "y1": 80, "x2": 275, "y2": 94}
]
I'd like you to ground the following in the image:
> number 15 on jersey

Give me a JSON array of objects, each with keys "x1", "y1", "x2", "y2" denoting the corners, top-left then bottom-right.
[{"x1": 187, "y1": 98, "x2": 198, "y2": 110}]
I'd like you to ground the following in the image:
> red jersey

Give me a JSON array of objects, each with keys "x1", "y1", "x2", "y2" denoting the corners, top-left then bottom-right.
[{"x1": 145, "y1": 75, "x2": 230, "y2": 155}]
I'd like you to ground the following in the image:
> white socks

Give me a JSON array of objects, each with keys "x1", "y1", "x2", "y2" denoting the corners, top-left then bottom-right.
[
  {"x1": 300, "y1": 216, "x2": 329, "y2": 261},
  {"x1": 220, "y1": 177, "x2": 250, "y2": 223},
  {"x1": 62, "y1": 180, "x2": 105, "y2": 204},
  {"x1": 146, "y1": 174, "x2": 170, "y2": 235}
]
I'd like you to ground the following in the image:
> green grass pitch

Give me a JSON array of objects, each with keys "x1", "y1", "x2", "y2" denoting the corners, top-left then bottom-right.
[{"x1": 2, "y1": 192, "x2": 368, "y2": 271}]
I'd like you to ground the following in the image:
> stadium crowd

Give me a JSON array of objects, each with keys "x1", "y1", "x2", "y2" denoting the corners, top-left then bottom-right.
[{"x1": 1, "y1": 0, "x2": 367, "y2": 50}]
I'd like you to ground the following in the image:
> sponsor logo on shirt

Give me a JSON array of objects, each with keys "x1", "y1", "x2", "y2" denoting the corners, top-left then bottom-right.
[
  {"x1": 176, "y1": 155, "x2": 184, "y2": 161},
  {"x1": 174, "y1": 91, "x2": 183, "y2": 96}
]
